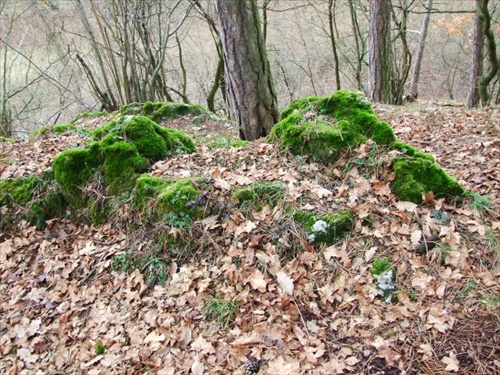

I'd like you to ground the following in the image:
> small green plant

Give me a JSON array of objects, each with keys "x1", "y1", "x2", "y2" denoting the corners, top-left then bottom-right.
[
  {"x1": 369, "y1": 257, "x2": 393, "y2": 276},
  {"x1": 466, "y1": 191, "x2": 492, "y2": 212},
  {"x1": 95, "y1": 342, "x2": 105, "y2": 355},
  {"x1": 141, "y1": 256, "x2": 168, "y2": 286},
  {"x1": 202, "y1": 296, "x2": 239, "y2": 329},
  {"x1": 112, "y1": 252, "x2": 138, "y2": 273},
  {"x1": 164, "y1": 212, "x2": 192, "y2": 228}
]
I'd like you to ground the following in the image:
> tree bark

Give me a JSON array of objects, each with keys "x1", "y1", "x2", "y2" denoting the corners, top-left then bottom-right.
[
  {"x1": 467, "y1": 1, "x2": 486, "y2": 108},
  {"x1": 409, "y1": 0, "x2": 433, "y2": 97},
  {"x1": 368, "y1": 0, "x2": 392, "y2": 103},
  {"x1": 216, "y1": 0, "x2": 279, "y2": 141},
  {"x1": 477, "y1": 0, "x2": 498, "y2": 106}
]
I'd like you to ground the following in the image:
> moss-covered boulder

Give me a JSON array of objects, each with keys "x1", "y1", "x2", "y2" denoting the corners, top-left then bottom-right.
[
  {"x1": 392, "y1": 157, "x2": 465, "y2": 203},
  {"x1": 0, "y1": 176, "x2": 39, "y2": 206},
  {"x1": 94, "y1": 115, "x2": 195, "y2": 161},
  {"x1": 392, "y1": 141, "x2": 434, "y2": 162},
  {"x1": 294, "y1": 209, "x2": 354, "y2": 244},
  {"x1": 0, "y1": 173, "x2": 66, "y2": 229},
  {"x1": 120, "y1": 101, "x2": 210, "y2": 123},
  {"x1": 268, "y1": 90, "x2": 396, "y2": 162},
  {"x1": 51, "y1": 123, "x2": 78, "y2": 134},
  {"x1": 53, "y1": 115, "x2": 195, "y2": 204},
  {"x1": 233, "y1": 181, "x2": 287, "y2": 211},
  {"x1": 134, "y1": 175, "x2": 203, "y2": 219}
]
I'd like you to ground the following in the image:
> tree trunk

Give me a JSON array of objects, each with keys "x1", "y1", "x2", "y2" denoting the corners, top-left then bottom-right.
[
  {"x1": 409, "y1": 0, "x2": 433, "y2": 98},
  {"x1": 368, "y1": 0, "x2": 392, "y2": 103},
  {"x1": 216, "y1": 0, "x2": 279, "y2": 141},
  {"x1": 467, "y1": 1, "x2": 486, "y2": 108},
  {"x1": 328, "y1": 0, "x2": 341, "y2": 90},
  {"x1": 477, "y1": 0, "x2": 499, "y2": 106}
]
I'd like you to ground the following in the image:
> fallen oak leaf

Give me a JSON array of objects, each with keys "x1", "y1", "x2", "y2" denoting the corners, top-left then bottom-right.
[{"x1": 441, "y1": 352, "x2": 460, "y2": 372}]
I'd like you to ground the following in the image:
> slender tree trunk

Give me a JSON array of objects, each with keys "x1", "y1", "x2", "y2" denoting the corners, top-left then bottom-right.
[
  {"x1": 216, "y1": 0, "x2": 279, "y2": 141},
  {"x1": 409, "y1": 0, "x2": 433, "y2": 97},
  {"x1": 328, "y1": 0, "x2": 341, "y2": 90},
  {"x1": 368, "y1": 0, "x2": 392, "y2": 103},
  {"x1": 348, "y1": 0, "x2": 364, "y2": 91},
  {"x1": 467, "y1": 1, "x2": 485, "y2": 108}
]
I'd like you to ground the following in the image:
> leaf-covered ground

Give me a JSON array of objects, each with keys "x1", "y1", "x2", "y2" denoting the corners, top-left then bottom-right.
[{"x1": 0, "y1": 103, "x2": 499, "y2": 374}]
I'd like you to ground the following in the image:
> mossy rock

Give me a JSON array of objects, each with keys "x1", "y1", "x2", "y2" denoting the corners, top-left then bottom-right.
[
  {"x1": 51, "y1": 124, "x2": 78, "y2": 134},
  {"x1": 120, "y1": 101, "x2": 210, "y2": 123},
  {"x1": 102, "y1": 142, "x2": 150, "y2": 194},
  {"x1": 299, "y1": 209, "x2": 354, "y2": 244},
  {"x1": 134, "y1": 176, "x2": 203, "y2": 219},
  {"x1": 269, "y1": 90, "x2": 396, "y2": 163},
  {"x1": 233, "y1": 181, "x2": 287, "y2": 211},
  {"x1": 0, "y1": 176, "x2": 39, "y2": 206},
  {"x1": 94, "y1": 116, "x2": 195, "y2": 161},
  {"x1": 392, "y1": 157, "x2": 465, "y2": 203},
  {"x1": 392, "y1": 141, "x2": 434, "y2": 162},
  {"x1": 0, "y1": 172, "x2": 67, "y2": 229},
  {"x1": 53, "y1": 148, "x2": 102, "y2": 202}
]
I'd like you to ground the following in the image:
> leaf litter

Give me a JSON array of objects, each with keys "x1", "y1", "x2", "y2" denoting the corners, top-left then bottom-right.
[{"x1": 1, "y1": 104, "x2": 499, "y2": 374}]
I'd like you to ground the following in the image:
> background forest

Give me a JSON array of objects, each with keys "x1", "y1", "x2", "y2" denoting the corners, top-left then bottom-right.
[{"x1": 1, "y1": 0, "x2": 499, "y2": 139}]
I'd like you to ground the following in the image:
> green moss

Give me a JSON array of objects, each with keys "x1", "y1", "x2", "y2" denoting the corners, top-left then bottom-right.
[
  {"x1": 369, "y1": 257, "x2": 393, "y2": 276},
  {"x1": 102, "y1": 142, "x2": 150, "y2": 193},
  {"x1": 157, "y1": 179, "x2": 201, "y2": 217},
  {"x1": 0, "y1": 176, "x2": 39, "y2": 206},
  {"x1": 33, "y1": 126, "x2": 48, "y2": 137},
  {"x1": 71, "y1": 110, "x2": 107, "y2": 123},
  {"x1": 233, "y1": 181, "x2": 287, "y2": 211},
  {"x1": 121, "y1": 101, "x2": 209, "y2": 123},
  {"x1": 53, "y1": 148, "x2": 101, "y2": 200},
  {"x1": 0, "y1": 136, "x2": 15, "y2": 142},
  {"x1": 206, "y1": 136, "x2": 249, "y2": 150},
  {"x1": 269, "y1": 91, "x2": 396, "y2": 162},
  {"x1": 392, "y1": 141, "x2": 434, "y2": 162},
  {"x1": 94, "y1": 116, "x2": 195, "y2": 161},
  {"x1": 392, "y1": 157, "x2": 465, "y2": 203},
  {"x1": 51, "y1": 123, "x2": 78, "y2": 134},
  {"x1": 306, "y1": 209, "x2": 354, "y2": 244},
  {"x1": 293, "y1": 210, "x2": 317, "y2": 228},
  {"x1": 134, "y1": 176, "x2": 202, "y2": 219},
  {"x1": 121, "y1": 117, "x2": 168, "y2": 160}
]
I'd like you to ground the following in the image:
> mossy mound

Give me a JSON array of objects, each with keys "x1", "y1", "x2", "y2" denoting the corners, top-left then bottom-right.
[
  {"x1": 268, "y1": 90, "x2": 396, "y2": 162},
  {"x1": 392, "y1": 157, "x2": 465, "y2": 203},
  {"x1": 120, "y1": 101, "x2": 210, "y2": 123},
  {"x1": 0, "y1": 172, "x2": 66, "y2": 229},
  {"x1": 233, "y1": 181, "x2": 287, "y2": 211},
  {"x1": 294, "y1": 209, "x2": 354, "y2": 244},
  {"x1": 0, "y1": 176, "x2": 39, "y2": 206},
  {"x1": 0, "y1": 136, "x2": 15, "y2": 142},
  {"x1": 134, "y1": 175, "x2": 203, "y2": 219},
  {"x1": 54, "y1": 115, "x2": 195, "y2": 205}
]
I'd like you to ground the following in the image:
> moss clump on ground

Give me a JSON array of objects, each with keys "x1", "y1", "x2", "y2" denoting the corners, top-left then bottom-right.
[
  {"x1": 392, "y1": 141, "x2": 434, "y2": 162},
  {"x1": 52, "y1": 115, "x2": 195, "y2": 206},
  {"x1": 0, "y1": 172, "x2": 67, "y2": 229},
  {"x1": 268, "y1": 90, "x2": 396, "y2": 163},
  {"x1": 0, "y1": 176, "x2": 39, "y2": 206},
  {"x1": 392, "y1": 157, "x2": 465, "y2": 203},
  {"x1": 53, "y1": 148, "x2": 102, "y2": 201},
  {"x1": 51, "y1": 124, "x2": 78, "y2": 134},
  {"x1": 120, "y1": 101, "x2": 210, "y2": 123},
  {"x1": 134, "y1": 175, "x2": 203, "y2": 219},
  {"x1": 233, "y1": 181, "x2": 287, "y2": 211},
  {"x1": 0, "y1": 136, "x2": 15, "y2": 142},
  {"x1": 297, "y1": 209, "x2": 354, "y2": 244}
]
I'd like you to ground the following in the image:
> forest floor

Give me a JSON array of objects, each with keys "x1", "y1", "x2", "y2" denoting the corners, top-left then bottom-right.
[{"x1": 0, "y1": 102, "x2": 499, "y2": 374}]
